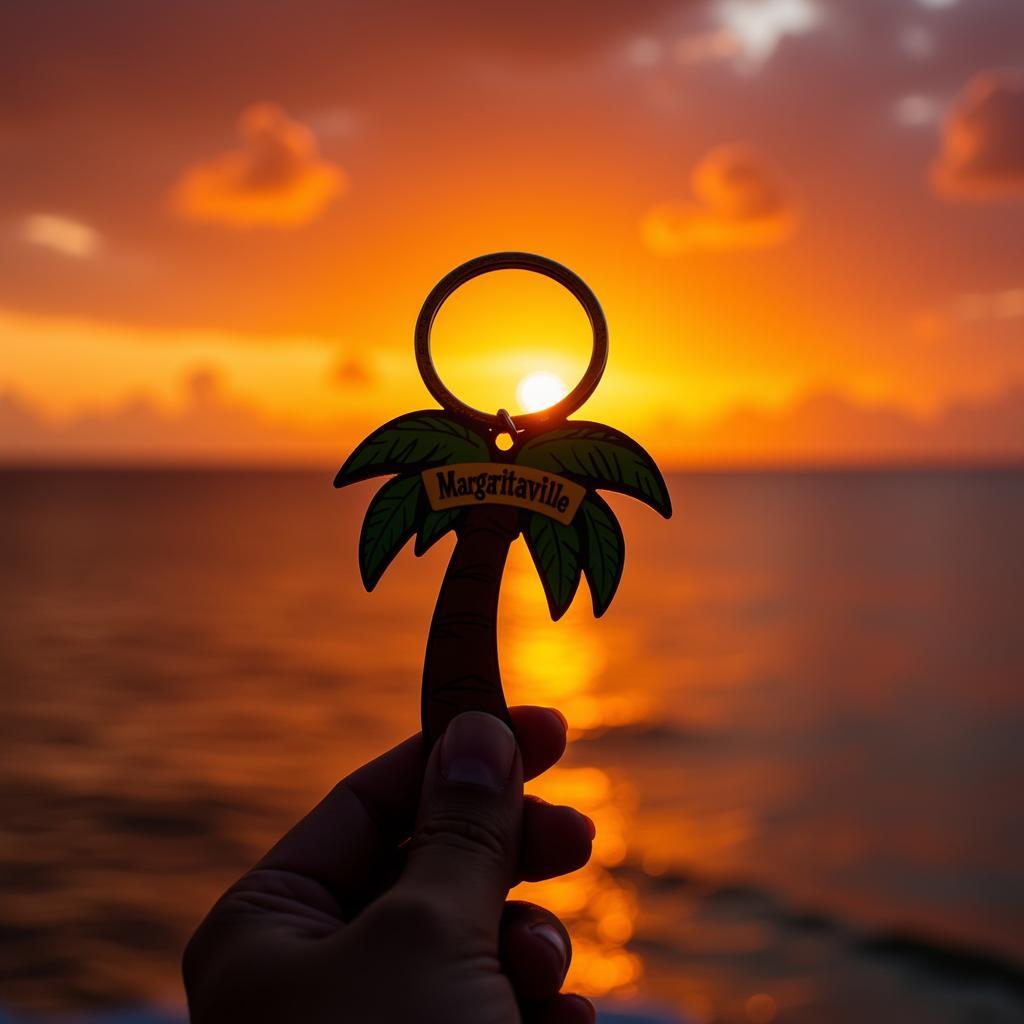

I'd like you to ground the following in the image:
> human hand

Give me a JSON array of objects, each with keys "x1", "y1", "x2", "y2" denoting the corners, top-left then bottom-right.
[{"x1": 183, "y1": 707, "x2": 596, "y2": 1023}]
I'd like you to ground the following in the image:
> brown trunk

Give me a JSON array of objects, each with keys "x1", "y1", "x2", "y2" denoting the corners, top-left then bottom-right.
[{"x1": 421, "y1": 504, "x2": 521, "y2": 746}]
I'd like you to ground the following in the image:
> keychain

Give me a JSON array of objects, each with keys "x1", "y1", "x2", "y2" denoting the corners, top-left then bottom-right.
[{"x1": 334, "y1": 252, "x2": 672, "y2": 747}]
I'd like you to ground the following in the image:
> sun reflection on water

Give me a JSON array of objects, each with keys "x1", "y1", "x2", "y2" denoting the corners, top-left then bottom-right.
[{"x1": 500, "y1": 546, "x2": 645, "y2": 997}]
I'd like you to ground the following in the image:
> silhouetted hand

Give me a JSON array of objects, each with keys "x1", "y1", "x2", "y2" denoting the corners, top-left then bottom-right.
[{"x1": 184, "y1": 707, "x2": 596, "y2": 1023}]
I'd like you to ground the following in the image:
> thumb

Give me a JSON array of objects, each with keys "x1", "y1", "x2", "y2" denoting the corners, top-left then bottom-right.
[{"x1": 397, "y1": 711, "x2": 522, "y2": 933}]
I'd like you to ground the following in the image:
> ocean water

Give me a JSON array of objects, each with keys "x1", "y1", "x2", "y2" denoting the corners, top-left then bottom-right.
[{"x1": 1, "y1": 468, "x2": 1022, "y2": 1023}]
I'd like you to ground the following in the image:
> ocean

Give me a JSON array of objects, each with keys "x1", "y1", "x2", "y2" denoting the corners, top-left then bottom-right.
[{"x1": 1, "y1": 468, "x2": 1022, "y2": 1023}]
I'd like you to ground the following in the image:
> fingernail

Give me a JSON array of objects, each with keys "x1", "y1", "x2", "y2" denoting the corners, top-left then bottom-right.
[
  {"x1": 530, "y1": 922, "x2": 568, "y2": 976},
  {"x1": 580, "y1": 812, "x2": 597, "y2": 840},
  {"x1": 441, "y1": 712, "x2": 516, "y2": 791},
  {"x1": 547, "y1": 707, "x2": 568, "y2": 731},
  {"x1": 564, "y1": 994, "x2": 596, "y2": 1022}
]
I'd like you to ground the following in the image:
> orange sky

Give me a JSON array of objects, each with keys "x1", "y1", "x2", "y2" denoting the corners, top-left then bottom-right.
[{"x1": 1, "y1": 0, "x2": 1023, "y2": 463}]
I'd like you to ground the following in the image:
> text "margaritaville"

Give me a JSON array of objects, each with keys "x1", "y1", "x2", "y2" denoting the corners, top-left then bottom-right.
[{"x1": 421, "y1": 463, "x2": 585, "y2": 525}]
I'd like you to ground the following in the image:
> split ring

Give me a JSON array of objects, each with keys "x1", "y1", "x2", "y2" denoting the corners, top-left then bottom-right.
[{"x1": 413, "y1": 252, "x2": 608, "y2": 432}]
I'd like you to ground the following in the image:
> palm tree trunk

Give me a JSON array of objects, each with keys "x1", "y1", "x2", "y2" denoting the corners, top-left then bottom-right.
[{"x1": 421, "y1": 504, "x2": 521, "y2": 745}]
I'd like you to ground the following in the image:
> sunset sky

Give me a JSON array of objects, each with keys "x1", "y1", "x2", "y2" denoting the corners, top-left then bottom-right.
[{"x1": 2, "y1": 0, "x2": 1023, "y2": 463}]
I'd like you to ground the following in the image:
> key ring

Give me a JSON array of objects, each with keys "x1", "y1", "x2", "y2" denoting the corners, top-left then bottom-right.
[{"x1": 413, "y1": 251, "x2": 609, "y2": 432}]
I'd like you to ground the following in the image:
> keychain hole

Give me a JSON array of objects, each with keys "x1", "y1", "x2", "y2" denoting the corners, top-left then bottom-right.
[{"x1": 494, "y1": 432, "x2": 515, "y2": 452}]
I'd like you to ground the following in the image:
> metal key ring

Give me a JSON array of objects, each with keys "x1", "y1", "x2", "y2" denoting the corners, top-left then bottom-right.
[{"x1": 414, "y1": 252, "x2": 608, "y2": 432}]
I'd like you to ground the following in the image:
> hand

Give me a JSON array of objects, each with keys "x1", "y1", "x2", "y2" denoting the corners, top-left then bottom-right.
[{"x1": 183, "y1": 707, "x2": 596, "y2": 1023}]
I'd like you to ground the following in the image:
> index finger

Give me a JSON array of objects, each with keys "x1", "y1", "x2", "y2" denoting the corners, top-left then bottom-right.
[{"x1": 254, "y1": 705, "x2": 567, "y2": 902}]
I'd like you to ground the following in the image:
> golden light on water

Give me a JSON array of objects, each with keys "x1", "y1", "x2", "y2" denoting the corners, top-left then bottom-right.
[
  {"x1": 517, "y1": 766, "x2": 643, "y2": 998},
  {"x1": 501, "y1": 545, "x2": 650, "y2": 733},
  {"x1": 516, "y1": 371, "x2": 568, "y2": 414},
  {"x1": 501, "y1": 548, "x2": 644, "y2": 998}
]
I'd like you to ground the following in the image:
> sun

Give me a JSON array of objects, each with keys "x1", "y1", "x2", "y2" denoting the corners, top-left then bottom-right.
[{"x1": 516, "y1": 371, "x2": 568, "y2": 413}]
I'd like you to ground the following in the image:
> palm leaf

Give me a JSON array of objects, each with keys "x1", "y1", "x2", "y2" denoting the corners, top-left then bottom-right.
[
  {"x1": 358, "y1": 475, "x2": 422, "y2": 591},
  {"x1": 335, "y1": 411, "x2": 489, "y2": 488},
  {"x1": 414, "y1": 506, "x2": 461, "y2": 557},
  {"x1": 524, "y1": 513, "x2": 582, "y2": 621},
  {"x1": 515, "y1": 421, "x2": 671, "y2": 517},
  {"x1": 576, "y1": 493, "x2": 625, "y2": 617}
]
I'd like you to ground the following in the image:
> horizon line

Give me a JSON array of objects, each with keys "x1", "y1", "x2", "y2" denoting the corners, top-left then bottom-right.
[{"x1": 2, "y1": 458, "x2": 1023, "y2": 475}]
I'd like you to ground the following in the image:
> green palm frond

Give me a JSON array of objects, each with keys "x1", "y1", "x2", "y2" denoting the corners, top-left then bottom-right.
[
  {"x1": 358, "y1": 475, "x2": 423, "y2": 591},
  {"x1": 338, "y1": 410, "x2": 484, "y2": 587},
  {"x1": 515, "y1": 421, "x2": 671, "y2": 518},
  {"x1": 335, "y1": 411, "x2": 489, "y2": 488},
  {"x1": 524, "y1": 513, "x2": 582, "y2": 621},
  {"x1": 414, "y1": 506, "x2": 462, "y2": 557},
  {"x1": 339, "y1": 411, "x2": 668, "y2": 610},
  {"x1": 575, "y1": 493, "x2": 625, "y2": 617}
]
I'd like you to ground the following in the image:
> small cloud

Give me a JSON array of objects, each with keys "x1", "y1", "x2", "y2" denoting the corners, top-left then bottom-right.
[
  {"x1": 899, "y1": 25, "x2": 936, "y2": 60},
  {"x1": 932, "y1": 72, "x2": 1024, "y2": 200},
  {"x1": 642, "y1": 144, "x2": 799, "y2": 254},
  {"x1": 330, "y1": 354, "x2": 374, "y2": 388},
  {"x1": 171, "y1": 103, "x2": 347, "y2": 227},
  {"x1": 911, "y1": 287, "x2": 1024, "y2": 341},
  {"x1": 20, "y1": 213, "x2": 101, "y2": 258},
  {"x1": 713, "y1": 0, "x2": 821, "y2": 70},
  {"x1": 184, "y1": 366, "x2": 224, "y2": 407},
  {"x1": 955, "y1": 287, "x2": 1024, "y2": 321},
  {"x1": 307, "y1": 107, "x2": 360, "y2": 141},
  {"x1": 626, "y1": 2, "x2": 821, "y2": 77},
  {"x1": 909, "y1": 309, "x2": 953, "y2": 343},
  {"x1": 626, "y1": 36, "x2": 664, "y2": 68},
  {"x1": 671, "y1": 29, "x2": 742, "y2": 67},
  {"x1": 894, "y1": 93, "x2": 942, "y2": 127}
]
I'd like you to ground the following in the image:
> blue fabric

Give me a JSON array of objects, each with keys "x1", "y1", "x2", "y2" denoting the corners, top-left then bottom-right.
[
  {"x1": 0, "y1": 1004, "x2": 685, "y2": 1024},
  {"x1": 597, "y1": 1006, "x2": 684, "y2": 1024}
]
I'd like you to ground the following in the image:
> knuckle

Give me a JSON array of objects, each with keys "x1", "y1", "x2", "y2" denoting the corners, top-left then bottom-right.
[
  {"x1": 414, "y1": 811, "x2": 509, "y2": 870},
  {"x1": 367, "y1": 892, "x2": 455, "y2": 946}
]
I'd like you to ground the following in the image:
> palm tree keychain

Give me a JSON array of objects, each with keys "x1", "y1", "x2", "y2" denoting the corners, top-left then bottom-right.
[{"x1": 335, "y1": 252, "x2": 672, "y2": 747}]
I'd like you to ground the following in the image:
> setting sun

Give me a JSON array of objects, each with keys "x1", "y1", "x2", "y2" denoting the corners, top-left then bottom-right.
[{"x1": 516, "y1": 371, "x2": 568, "y2": 414}]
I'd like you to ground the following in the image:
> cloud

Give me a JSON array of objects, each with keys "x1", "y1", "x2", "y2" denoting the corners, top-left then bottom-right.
[
  {"x1": 170, "y1": 103, "x2": 347, "y2": 226},
  {"x1": 955, "y1": 287, "x2": 1024, "y2": 321},
  {"x1": 669, "y1": 386, "x2": 1024, "y2": 465},
  {"x1": 899, "y1": 24, "x2": 936, "y2": 60},
  {"x1": 0, "y1": 368, "x2": 344, "y2": 463},
  {"x1": 911, "y1": 284, "x2": 1024, "y2": 342},
  {"x1": 20, "y1": 214, "x2": 101, "y2": 258},
  {"x1": 642, "y1": 144, "x2": 799, "y2": 254},
  {"x1": 668, "y1": 29, "x2": 742, "y2": 67},
  {"x1": 330, "y1": 354, "x2": 374, "y2": 388},
  {"x1": 712, "y1": 0, "x2": 822, "y2": 69},
  {"x1": 909, "y1": 308, "x2": 954, "y2": 344},
  {"x1": 893, "y1": 94, "x2": 942, "y2": 127},
  {"x1": 5, "y1": 378, "x2": 1024, "y2": 466},
  {"x1": 931, "y1": 71, "x2": 1024, "y2": 200},
  {"x1": 655, "y1": 0, "x2": 821, "y2": 73}
]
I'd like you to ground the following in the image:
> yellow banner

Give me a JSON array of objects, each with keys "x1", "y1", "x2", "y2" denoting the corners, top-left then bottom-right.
[{"x1": 421, "y1": 462, "x2": 585, "y2": 525}]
